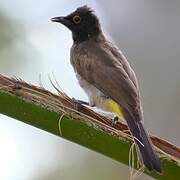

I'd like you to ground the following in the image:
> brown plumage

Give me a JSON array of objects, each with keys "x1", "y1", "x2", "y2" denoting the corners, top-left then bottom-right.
[{"x1": 51, "y1": 5, "x2": 162, "y2": 172}]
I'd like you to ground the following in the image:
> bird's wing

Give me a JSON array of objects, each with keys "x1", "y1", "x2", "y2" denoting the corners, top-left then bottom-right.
[
  {"x1": 71, "y1": 43, "x2": 141, "y2": 120},
  {"x1": 108, "y1": 42, "x2": 140, "y2": 90}
]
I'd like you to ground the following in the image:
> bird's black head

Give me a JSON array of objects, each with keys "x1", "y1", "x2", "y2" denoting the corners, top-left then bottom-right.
[{"x1": 51, "y1": 6, "x2": 101, "y2": 43}]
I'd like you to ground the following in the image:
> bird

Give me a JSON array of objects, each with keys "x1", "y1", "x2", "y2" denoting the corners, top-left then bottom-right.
[{"x1": 51, "y1": 5, "x2": 162, "y2": 173}]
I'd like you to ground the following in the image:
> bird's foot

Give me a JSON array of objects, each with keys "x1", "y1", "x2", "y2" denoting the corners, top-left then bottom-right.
[
  {"x1": 13, "y1": 82, "x2": 22, "y2": 90},
  {"x1": 111, "y1": 116, "x2": 119, "y2": 127},
  {"x1": 76, "y1": 100, "x2": 89, "y2": 106},
  {"x1": 72, "y1": 98, "x2": 89, "y2": 111}
]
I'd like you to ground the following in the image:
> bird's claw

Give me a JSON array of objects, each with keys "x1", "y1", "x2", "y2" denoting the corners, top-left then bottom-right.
[
  {"x1": 72, "y1": 98, "x2": 89, "y2": 111},
  {"x1": 111, "y1": 116, "x2": 118, "y2": 127}
]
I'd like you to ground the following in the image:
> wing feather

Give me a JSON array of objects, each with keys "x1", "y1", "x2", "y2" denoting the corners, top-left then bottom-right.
[{"x1": 71, "y1": 43, "x2": 141, "y2": 120}]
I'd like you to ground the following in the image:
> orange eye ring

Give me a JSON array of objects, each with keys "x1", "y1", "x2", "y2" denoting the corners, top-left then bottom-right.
[{"x1": 73, "y1": 15, "x2": 81, "y2": 24}]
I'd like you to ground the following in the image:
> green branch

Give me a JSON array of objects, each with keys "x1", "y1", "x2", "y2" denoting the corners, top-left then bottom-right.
[{"x1": 0, "y1": 74, "x2": 179, "y2": 179}]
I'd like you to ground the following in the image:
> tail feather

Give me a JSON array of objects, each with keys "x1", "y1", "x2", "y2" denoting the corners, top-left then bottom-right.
[{"x1": 123, "y1": 109, "x2": 162, "y2": 173}]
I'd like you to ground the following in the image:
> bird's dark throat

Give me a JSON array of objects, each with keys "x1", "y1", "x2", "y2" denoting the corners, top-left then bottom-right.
[
  {"x1": 72, "y1": 32, "x2": 89, "y2": 43},
  {"x1": 72, "y1": 29, "x2": 101, "y2": 43}
]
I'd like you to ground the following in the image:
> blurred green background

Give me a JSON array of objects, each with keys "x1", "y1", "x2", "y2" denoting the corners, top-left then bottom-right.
[{"x1": 0, "y1": 0, "x2": 179, "y2": 179}]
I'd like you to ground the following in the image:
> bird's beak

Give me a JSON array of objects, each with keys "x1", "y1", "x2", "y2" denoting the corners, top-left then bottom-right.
[
  {"x1": 51, "y1": 16, "x2": 71, "y2": 27},
  {"x1": 51, "y1": 16, "x2": 64, "y2": 23}
]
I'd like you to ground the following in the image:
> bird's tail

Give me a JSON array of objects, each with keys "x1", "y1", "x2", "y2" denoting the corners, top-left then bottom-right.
[{"x1": 123, "y1": 109, "x2": 162, "y2": 173}]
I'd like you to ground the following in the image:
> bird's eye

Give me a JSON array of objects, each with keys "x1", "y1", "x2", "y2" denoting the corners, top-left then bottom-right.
[{"x1": 73, "y1": 15, "x2": 81, "y2": 24}]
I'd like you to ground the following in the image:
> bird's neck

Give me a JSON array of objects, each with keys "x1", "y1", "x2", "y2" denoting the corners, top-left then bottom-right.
[
  {"x1": 72, "y1": 29, "x2": 103, "y2": 43},
  {"x1": 72, "y1": 32, "x2": 89, "y2": 43},
  {"x1": 72, "y1": 31, "x2": 105, "y2": 43}
]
